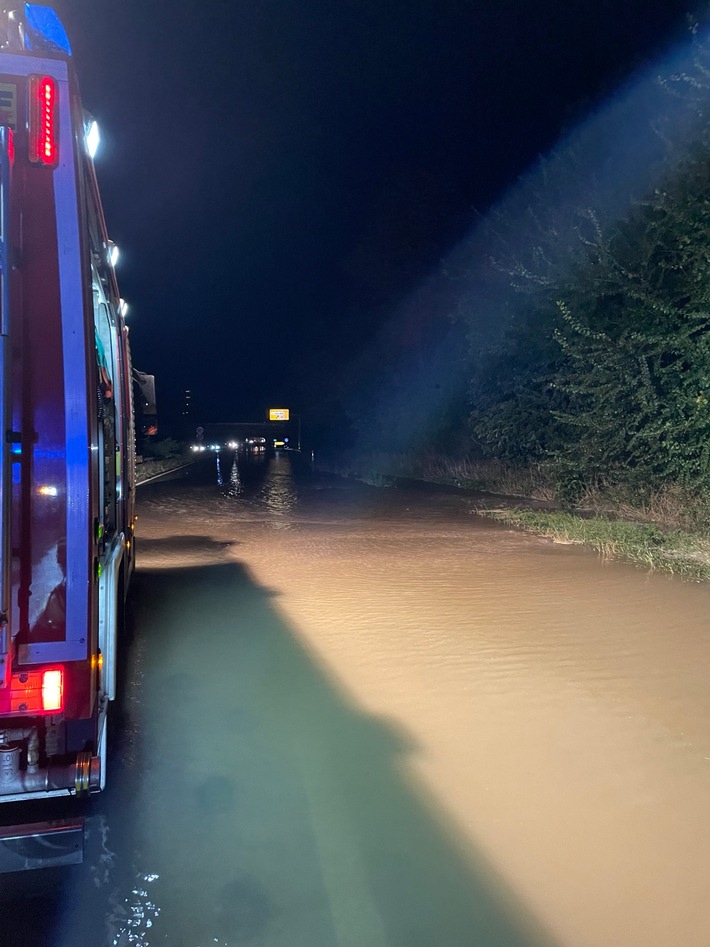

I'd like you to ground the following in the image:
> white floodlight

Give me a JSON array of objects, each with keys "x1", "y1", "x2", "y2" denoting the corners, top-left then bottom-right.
[
  {"x1": 119, "y1": 298, "x2": 128, "y2": 318},
  {"x1": 85, "y1": 118, "x2": 100, "y2": 159},
  {"x1": 108, "y1": 241, "x2": 119, "y2": 267}
]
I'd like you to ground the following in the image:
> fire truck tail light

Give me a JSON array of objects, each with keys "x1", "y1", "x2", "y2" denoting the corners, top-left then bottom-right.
[
  {"x1": 28, "y1": 75, "x2": 58, "y2": 167},
  {"x1": 41, "y1": 668, "x2": 63, "y2": 712}
]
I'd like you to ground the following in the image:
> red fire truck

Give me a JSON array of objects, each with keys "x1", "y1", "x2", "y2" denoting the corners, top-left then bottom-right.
[{"x1": 0, "y1": 4, "x2": 150, "y2": 870}]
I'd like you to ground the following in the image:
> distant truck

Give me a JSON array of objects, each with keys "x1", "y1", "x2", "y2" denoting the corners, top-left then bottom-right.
[{"x1": 0, "y1": 4, "x2": 149, "y2": 870}]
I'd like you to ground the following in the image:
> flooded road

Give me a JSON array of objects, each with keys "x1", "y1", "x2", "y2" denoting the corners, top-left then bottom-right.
[{"x1": 3, "y1": 449, "x2": 710, "y2": 946}]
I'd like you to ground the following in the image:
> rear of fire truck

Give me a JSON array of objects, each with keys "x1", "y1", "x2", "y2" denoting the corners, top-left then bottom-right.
[{"x1": 0, "y1": 5, "x2": 139, "y2": 871}]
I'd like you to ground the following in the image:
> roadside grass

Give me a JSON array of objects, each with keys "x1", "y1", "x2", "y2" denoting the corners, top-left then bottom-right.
[
  {"x1": 485, "y1": 509, "x2": 710, "y2": 580},
  {"x1": 136, "y1": 451, "x2": 192, "y2": 484},
  {"x1": 573, "y1": 482, "x2": 710, "y2": 531},
  {"x1": 315, "y1": 450, "x2": 710, "y2": 579},
  {"x1": 315, "y1": 451, "x2": 557, "y2": 499}
]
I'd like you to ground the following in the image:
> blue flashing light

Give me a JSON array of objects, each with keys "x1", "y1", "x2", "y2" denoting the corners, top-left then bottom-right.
[{"x1": 24, "y1": 4, "x2": 72, "y2": 55}]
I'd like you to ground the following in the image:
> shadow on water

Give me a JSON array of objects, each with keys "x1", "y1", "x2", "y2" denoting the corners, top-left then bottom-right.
[
  {"x1": 134, "y1": 534, "x2": 243, "y2": 560},
  {"x1": 2, "y1": 534, "x2": 561, "y2": 947}
]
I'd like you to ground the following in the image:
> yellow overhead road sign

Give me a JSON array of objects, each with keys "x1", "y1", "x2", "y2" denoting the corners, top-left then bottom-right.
[{"x1": 269, "y1": 408, "x2": 289, "y2": 420}]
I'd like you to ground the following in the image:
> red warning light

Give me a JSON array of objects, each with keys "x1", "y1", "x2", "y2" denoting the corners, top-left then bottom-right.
[
  {"x1": 41, "y1": 668, "x2": 64, "y2": 712},
  {"x1": 28, "y1": 75, "x2": 58, "y2": 167}
]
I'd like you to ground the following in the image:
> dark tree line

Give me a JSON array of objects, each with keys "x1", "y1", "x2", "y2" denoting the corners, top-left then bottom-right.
[{"x1": 467, "y1": 17, "x2": 710, "y2": 497}]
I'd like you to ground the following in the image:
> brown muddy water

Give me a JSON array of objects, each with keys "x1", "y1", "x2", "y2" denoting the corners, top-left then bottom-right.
[{"x1": 10, "y1": 450, "x2": 708, "y2": 947}]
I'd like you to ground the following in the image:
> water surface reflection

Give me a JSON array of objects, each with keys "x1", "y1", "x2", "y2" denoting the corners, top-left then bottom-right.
[
  {"x1": 87, "y1": 548, "x2": 556, "y2": 946},
  {"x1": 5, "y1": 453, "x2": 710, "y2": 946}
]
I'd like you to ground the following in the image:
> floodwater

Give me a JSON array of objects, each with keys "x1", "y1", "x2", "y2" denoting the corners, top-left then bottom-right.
[{"x1": 3, "y1": 450, "x2": 710, "y2": 946}]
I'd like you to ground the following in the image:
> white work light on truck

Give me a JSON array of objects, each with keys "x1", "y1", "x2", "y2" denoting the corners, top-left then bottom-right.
[{"x1": 85, "y1": 117, "x2": 100, "y2": 159}]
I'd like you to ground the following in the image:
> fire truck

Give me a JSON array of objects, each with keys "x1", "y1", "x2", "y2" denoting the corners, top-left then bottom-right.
[{"x1": 0, "y1": 4, "x2": 151, "y2": 870}]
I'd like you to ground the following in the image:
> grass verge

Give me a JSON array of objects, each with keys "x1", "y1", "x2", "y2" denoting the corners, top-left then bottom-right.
[
  {"x1": 316, "y1": 450, "x2": 710, "y2": 579},
  {"x1": 315, "y1": 451, "x2": 556, "y2": 499},
  {"x1": 485, "y1": 509, "x2": 710, "y2": 580},
  {"x1": 136, "y1": 456, "x2": 190, "y2": 484}
]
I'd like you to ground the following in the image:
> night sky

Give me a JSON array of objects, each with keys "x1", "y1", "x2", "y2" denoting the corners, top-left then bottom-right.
[{"x1": 55, "y1": 0, "x2": 690, "y2": 441}]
